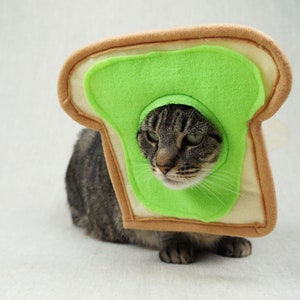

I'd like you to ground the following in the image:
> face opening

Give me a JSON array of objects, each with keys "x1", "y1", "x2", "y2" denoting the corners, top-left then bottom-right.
[{"x1": 137, "y1": 104, "x2": 223, "y2": 189}]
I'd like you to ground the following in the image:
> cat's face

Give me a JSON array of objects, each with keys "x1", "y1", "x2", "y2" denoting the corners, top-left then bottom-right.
[{"x1": 137, "y1": 104, "x2": 222, "y2": 189}]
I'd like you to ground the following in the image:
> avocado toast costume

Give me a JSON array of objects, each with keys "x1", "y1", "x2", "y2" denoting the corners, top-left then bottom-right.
[{"x1": 58, "y1": 25, "x2": 292, "y2": 237}]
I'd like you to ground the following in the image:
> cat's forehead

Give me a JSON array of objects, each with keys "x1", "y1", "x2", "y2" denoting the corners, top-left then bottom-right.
[
  {"x1": 147, "y1": 105, "x2": 199, "y2": 121},
  {"x1": 144, "y1": 104, "x2": 209, "y2": 132}
]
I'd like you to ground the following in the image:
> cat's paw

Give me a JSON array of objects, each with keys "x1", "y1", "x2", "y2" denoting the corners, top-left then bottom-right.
[
  {"x1": 159, "y1": 243, "x2": 195, "y2": 264},
  {"x1": 217, "y1": 236, "x2": 252, "y2": 258}
]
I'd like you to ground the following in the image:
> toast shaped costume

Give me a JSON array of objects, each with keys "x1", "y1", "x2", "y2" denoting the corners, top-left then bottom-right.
[{"x1": 58, "y1": 25, "x2": 292, "y2": 237}]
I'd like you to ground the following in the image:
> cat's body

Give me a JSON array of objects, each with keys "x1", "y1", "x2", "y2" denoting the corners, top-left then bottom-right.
[{"x1": 66, "y1": 105, "x2": 251, "y2": 264}]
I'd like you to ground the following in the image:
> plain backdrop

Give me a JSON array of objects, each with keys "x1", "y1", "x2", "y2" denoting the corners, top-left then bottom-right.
[{"x1": 0, "y1": 0, "x2": 299, "y2": 299}]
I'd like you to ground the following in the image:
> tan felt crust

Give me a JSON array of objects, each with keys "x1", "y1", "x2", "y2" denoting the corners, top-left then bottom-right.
[{"x1": 58, "y1": 25, "x2": 292, "y2": 237}]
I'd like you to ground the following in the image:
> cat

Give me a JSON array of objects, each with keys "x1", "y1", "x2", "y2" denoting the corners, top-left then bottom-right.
[{"x1": 65, "y1": 104, "x2": 251, "y2": 264}]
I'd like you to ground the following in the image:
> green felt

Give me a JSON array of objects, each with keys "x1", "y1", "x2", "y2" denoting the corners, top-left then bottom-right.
[{"x1": 84, "y1": 45, "x2": 265, "y2": 222}]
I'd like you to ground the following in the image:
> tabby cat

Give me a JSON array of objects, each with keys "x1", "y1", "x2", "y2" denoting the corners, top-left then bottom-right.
[{"x1": 65, "y1": 104, "x2": 251, "y2": 264}]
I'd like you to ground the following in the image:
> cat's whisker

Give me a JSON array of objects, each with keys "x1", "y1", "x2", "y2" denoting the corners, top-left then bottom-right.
[
  {"x1": 205, "y1": 172, "x2": 235, "y2": 187},
  {"x1": 192, "y1": 181, "x2": 226, "y2": 208},
  {"x1": 129, "y1": 160, "x2": 153, "y2": 171},
  {"x1": 199, "y1": 168, "x2": 239, "y2": 185},
  {"x1": 134, "y1": 167, "x2": 153, "y2": 178},
  {"x1": 201, "y1": 174, "x2": 250, "y2": 199},
  {"x1": 213, "y1": 169, "x2": 238, "y2": 178},
  {"x1": 129, "y1": 161, "x2": 151, "y2": 168},
  {"x1": 204, "y1": 178, "x2": 240, "y2": 196}
]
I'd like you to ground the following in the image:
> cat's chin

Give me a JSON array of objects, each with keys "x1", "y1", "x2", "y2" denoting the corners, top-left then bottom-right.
[{"x1": 160, "y1": 177, "x2": 198, "y2": 190}]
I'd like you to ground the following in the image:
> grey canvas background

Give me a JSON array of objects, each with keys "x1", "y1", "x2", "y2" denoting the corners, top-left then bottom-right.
[{"x1": 1, "y1": 0, "x2": 299, "y2": 299}]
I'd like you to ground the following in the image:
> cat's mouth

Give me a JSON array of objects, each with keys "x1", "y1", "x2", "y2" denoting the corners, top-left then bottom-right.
[{"x1": 154, "y1": 169, "x2": 204, "y2": 190}]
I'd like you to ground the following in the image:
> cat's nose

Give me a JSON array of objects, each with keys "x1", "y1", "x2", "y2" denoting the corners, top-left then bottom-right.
[{"x1": 157, "y1": 165, "x2": 172, "y2": 175}]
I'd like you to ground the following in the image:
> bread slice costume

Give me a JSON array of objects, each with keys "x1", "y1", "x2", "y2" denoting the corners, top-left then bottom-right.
[{"x1": 58, "y1": 25, "x2": 292, "y2": 237}]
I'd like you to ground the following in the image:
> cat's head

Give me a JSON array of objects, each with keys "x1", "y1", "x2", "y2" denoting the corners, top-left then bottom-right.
[{"x1": 137, "y1": 104, "x2": 222, "y2": 189}]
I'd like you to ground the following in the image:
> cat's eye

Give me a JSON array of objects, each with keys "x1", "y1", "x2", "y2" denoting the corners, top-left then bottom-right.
[
  {"x1": 147, "y1": 131, "x2": 159, "y2": 143},
  {"x1": 185, "y1": 132, "x2": 204, "y2": 145}
]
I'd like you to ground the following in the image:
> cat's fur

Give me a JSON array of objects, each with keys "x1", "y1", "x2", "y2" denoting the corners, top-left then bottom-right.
[{"x1": 65, "y1": 105, "x2": 251, "y2": 264}]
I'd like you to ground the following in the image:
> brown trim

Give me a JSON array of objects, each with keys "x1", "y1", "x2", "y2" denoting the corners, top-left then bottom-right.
[
  {"x1": 123, "y1": 219, "x2": 269, "y2": 238},
  {"x1": 248, "y1": 121, "x2": 277, "y2": 236},
  {"x1": 57, "y1": 24, "x2": 292, "y2": 237}
]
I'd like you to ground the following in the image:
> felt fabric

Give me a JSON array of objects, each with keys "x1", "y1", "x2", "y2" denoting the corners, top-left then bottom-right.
[
  {"x1": 84, "y1": 45, "x2": 265, "y2": 221},
  {"x1": 58, "y1": 25, "x2": 292, "y2": 237}
]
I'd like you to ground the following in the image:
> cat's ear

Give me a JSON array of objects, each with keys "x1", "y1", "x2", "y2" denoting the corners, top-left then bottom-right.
[{"x1": 58, "y1": 25, "x2": 292, "y2": 237}]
